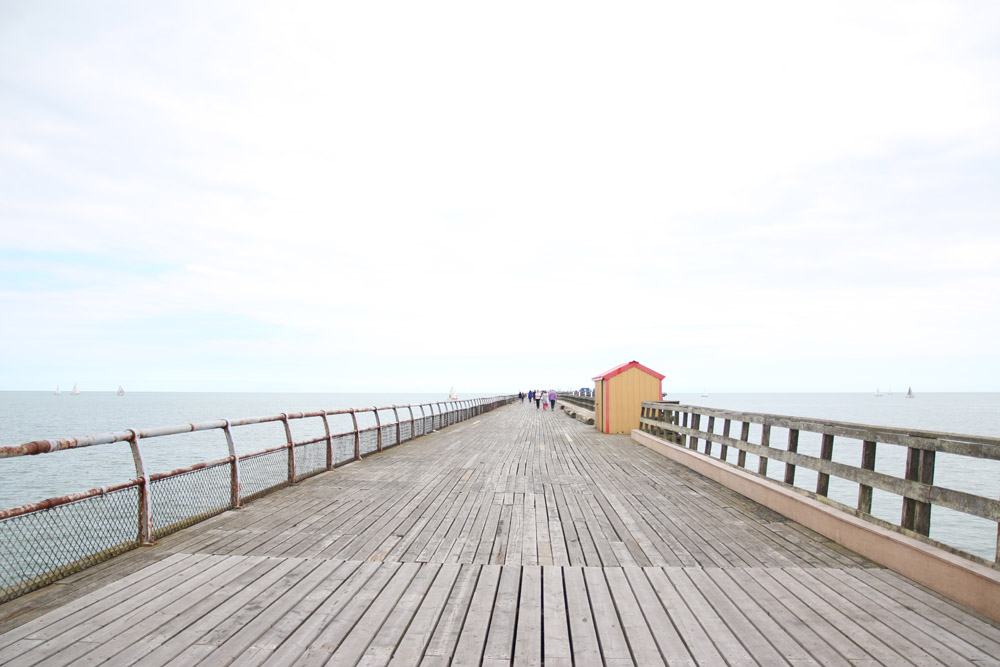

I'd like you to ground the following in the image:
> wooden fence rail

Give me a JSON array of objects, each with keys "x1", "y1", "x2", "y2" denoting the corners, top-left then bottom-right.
[{"x1": 639, "y1": 401, "x2": 1000, "y2": 565}]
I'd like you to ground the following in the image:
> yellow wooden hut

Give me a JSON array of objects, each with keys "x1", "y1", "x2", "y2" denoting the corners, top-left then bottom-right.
[{"x1": 593, "y1": 361, "x2": 665, "y2": 434}]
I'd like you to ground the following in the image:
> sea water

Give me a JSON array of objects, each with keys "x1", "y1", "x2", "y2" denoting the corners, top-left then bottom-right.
[{"x1": 1, "y1": 390, "x2": 998, "y2": 559}]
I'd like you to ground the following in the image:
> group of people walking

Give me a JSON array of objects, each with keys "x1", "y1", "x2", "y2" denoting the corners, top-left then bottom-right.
[{"x1": 519, "y1": 389, "x2": 558, "y2": 410}]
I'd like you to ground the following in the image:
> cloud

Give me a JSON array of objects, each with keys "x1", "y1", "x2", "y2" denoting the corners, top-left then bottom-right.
[{"x1": 1, "y1": 1, "x2": 998, "y2": 391}]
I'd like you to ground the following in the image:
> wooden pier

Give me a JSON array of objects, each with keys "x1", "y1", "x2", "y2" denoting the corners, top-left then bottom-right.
[{"x1": 2, "y1": 402, "x2": 1000, "y2": 665}]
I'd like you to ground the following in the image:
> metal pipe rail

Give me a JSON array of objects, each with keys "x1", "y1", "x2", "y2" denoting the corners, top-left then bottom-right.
[
  {"x1": 0, "y1": 395, "x2": 516, "y2": 603},
  {"x1": 639, "y1": 401, "x2": 1000, "y2": 566}
]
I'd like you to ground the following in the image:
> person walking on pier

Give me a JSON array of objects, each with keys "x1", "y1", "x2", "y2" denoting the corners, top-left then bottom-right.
[
  {"x1": 534, "y1": 391, "x2": 541, "y2": 409},
  {"x1": 542, "y1": 392, "x2": 549, "y2": 411},
  {"x1": 548, "y1": 389, "x2": 557, "y2": 412},
  {"x1": 528, "y1": 389, "x2": 534, "y2": 405}
]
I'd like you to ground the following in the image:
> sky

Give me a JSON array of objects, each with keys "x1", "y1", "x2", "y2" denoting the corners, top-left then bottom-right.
[{"x1": 1, "y1": 0, "x2": 999, "y2": 393}]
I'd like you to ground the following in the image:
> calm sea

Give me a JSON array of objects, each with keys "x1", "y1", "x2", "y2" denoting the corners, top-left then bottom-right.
[{"x1": 2, "y1": 390, "x2": 998, "y2": 560}]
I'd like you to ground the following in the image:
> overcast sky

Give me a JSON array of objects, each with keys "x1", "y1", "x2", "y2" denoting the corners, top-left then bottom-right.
[{"x1": 1, "y1": 1, "x2": 998, "y2": 393}]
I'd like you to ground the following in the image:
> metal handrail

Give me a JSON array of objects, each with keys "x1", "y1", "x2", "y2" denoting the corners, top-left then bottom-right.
[{"x1": 0, "y1": 395, "x2": 516, "y2": 603}]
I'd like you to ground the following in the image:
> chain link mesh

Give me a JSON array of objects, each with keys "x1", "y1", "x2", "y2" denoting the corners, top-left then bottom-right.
[
  {"x1": 359, "y1": 430, "x2": 378, "y2": 456},
  {"x1": 0, "y1": 487, "x2": 139, "y2": 603},
  {"x1": 332, "y1": 434, "x2": 355, "y2": 465},
  {"x1": 399, "y1": 421, "x2": 413, "y2": 442},
  {"x1": 239, "y1": 449, "x2": 289, "y2": 502},
  {"x1": 294, "y1": 441, "x2": 327, "y2": 481},
  {"x1": 151, "y1": 464, "x2": 231, "y2": 539}
]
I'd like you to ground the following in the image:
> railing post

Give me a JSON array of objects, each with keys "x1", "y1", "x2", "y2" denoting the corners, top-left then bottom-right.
[
  {"x1": 758, "y1": 424, "x2": 771, "y2": 476},
  {"x1": 689, "y1": 413, "x2": 700, "y2": 450},
  {"x1": 419, "y1": 404, "x2": 427, "y2": 435},
  {"x1": 393, "y1": 406, "x2": 401, "y2": 446},
  {"x1": 704, "y1": 416, "x2": 715, "y2": 456},
  {"x1": 320, "y1": 413, "x2": 333, "y2": 470},
  {"x1": 281, "y1": 413, "x2": 296, "y2": 485},
  {"x1": 784, "y1": 429, "x2": 799, "y2": 485},
  {"x1": 858, "y1": 440, "x2": 876, "y2": 514},
  {"x1": 738, "y1": 423, "x2": 750, "y2": 468},
  {"x1": 350, "y1": 409, "x2": 361, "y2": 460},
  {"x1": 374, "y1": 407, "x2": 383, "y2": 452},
  {"x1": 223, "y1": 420, "x2": 243, "y2": 509},
  {"x1": 902, "y1": 446, "x2": 935, "y2": 536},
  {"x1": 407, "y1": 405, "x2": 416, "y2": 441},
  {"x1": 816, "y1": 433, "x2": 834, "y2": 497},
  {"x1": 128, "y1": 429, "x2": 155, "y2": 545},
  {"x1": 720, "y1": 419, "x2": 731, "y2": 461}
]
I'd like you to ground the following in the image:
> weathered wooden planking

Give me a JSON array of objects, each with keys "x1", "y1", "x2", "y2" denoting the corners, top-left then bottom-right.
[{"x1": 3, "y1": 402, "x2": 1000, "y2": 666}]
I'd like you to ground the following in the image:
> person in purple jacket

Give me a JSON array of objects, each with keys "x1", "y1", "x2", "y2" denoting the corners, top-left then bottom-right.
[{"x1": 548, "y1": 389, "x2": 557, "y2": 412}]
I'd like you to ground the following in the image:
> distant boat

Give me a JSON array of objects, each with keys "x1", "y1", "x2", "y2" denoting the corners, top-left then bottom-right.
[
  {"x1": 701, "y1": 391, "x2": 709, "y2": 397},
  {"x1": 449, "y1": 387, "x2": 458, "y2": 400},
  {"x1": 71, "y1": 383, "x2": 79, "y2": 395},
  {"x1": 875, "y1": 387, "x2": 882, "y2": 397},
  {"x1": 118, "y1": 385, "x2": 125, "y2": 396},
  {"x1": 54, "y1": 385, "x2": 61, "y2": 395},
  {"x1": 906, "y1": 386, "x2": 914, "y2": 398}
]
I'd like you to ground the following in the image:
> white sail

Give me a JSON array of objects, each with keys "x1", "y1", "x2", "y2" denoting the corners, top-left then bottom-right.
[
  {"x1": 118, "y1": 385, "x2": 125, "y2": 396},
  {"x1": 54, "y1": 385, "x2": 60, "y2": 395},
  {"x1": 71, "y1": 383, "x2": 79, "y2": 395},
  {"x1": 449, "y1": 386, "x2": 458, "y2": 400},
  {"x1": 875, "y1": 387, "x2": 881, "y2": 396},
  {"x1": 905, "y1": 386, "x2": 914, "y2": 398}
]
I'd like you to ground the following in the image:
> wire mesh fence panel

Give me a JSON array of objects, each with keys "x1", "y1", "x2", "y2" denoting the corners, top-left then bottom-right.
[
  {"x1": 332, "y1": 434, "x2": 355, "y2": 465},
  {"x1": 239, "y1": 450, "x2": 289, "y2": 502},
  {"x1": 399, "y1": 421, "x2": 413, "y2": 442},
  {"x1": 151, "y1": 465, "x2": 232, "y2": 539},
  {"x1": 0, "y1": 487, "x2": 140, "y2": 603},
  {"x1": 380, "y1": 425, "x2": 397, "y2": 448},
  {"x1": 359, "y1": 430, "x2": 378, "y2": 456},
  {"x1": 294, "y1": 441, "x2": 327, "y2": 481}
]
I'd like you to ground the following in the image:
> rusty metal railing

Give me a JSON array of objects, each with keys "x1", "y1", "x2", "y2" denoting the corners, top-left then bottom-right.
[{"x1": 0, "y1": 395, "x2": 516, "y2": 603}]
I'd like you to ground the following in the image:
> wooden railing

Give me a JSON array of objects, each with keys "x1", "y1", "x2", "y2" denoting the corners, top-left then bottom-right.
[
  {"x1": 639, "y1": 401, "x2": 1000, "y2": 565},
  {"x1": 556, "y1": 393, "x2": 594, "y2": 411}
]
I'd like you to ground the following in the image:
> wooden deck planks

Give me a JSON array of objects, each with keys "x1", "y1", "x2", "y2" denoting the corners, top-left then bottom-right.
[{"x1": 3, "y1": 402, "x2": 1000, "y2": 665}]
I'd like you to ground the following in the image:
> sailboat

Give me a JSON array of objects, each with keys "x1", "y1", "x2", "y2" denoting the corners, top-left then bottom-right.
[
  {"x1": 54, "y1": 385, "x2": 61, "y2": 395},
  {"x1": 875, "y1": 387, "x2": 882, "y2": 397},
  {"x1": 449, "y1": 387, "x2": 458, "y2": 400},
  {"x1": 118, "y1": 385, "x2": 125, "y2": 396},
  {"x1": 71, "y1": 383, "x2": 79, "y2": 395},
  {"x1": 905, "y1": 386, "x2": 914, "y2": 398}
]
